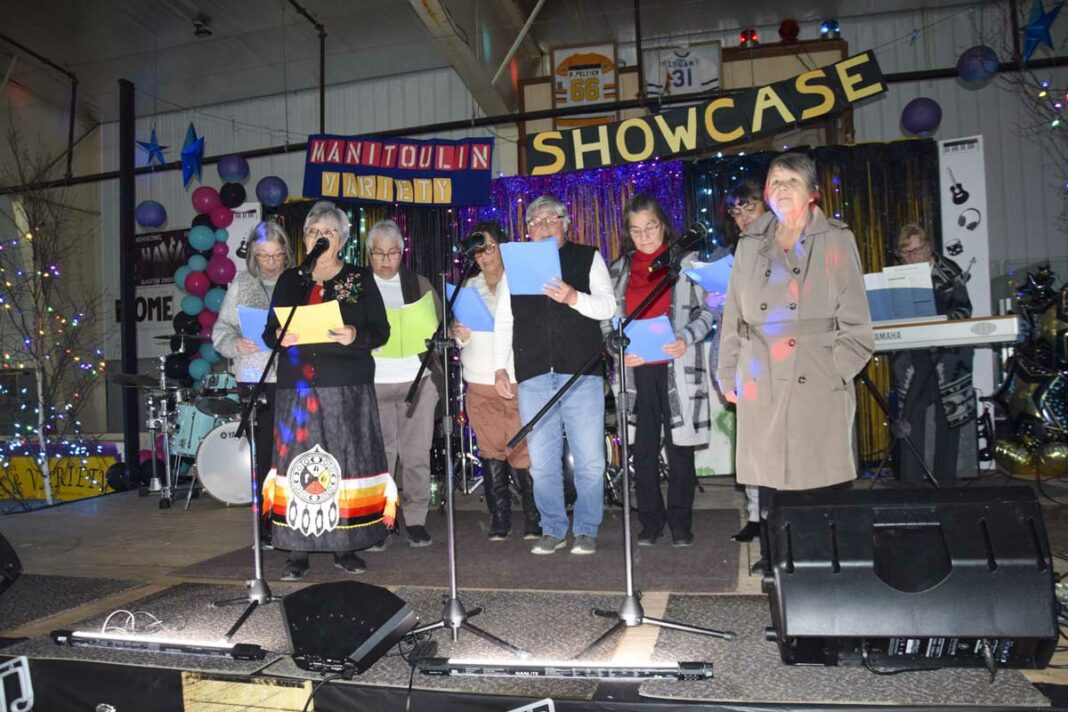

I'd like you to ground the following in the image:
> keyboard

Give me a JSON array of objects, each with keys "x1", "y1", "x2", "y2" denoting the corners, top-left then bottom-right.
[{"x1": 872, "y1": 315, "x2": 1021, "y2": 352}]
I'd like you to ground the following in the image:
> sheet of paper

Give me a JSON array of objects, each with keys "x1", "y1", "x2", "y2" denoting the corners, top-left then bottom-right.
[
  {"x1": 376, "y1": 290, "x2": 440, "y2": 358},
  {"x1": 272, "y1": 301, "x2": 345, "y2": 345},
  {"x1": 865, "y1": 263, "x2": 936, "y2": 321},
  {"x1": 499, "y1": 240, "x2": 563, "y2": 296},
  {"x1": 624, "y1": 315, "x2": 676, "y2": 364},
  {"x1": 684, "y1": 255, "x2": 734, "y2": 296},
  {"x1": 237, "y1": 306, "x2": 269, "y2": 351},
  {"x1": 444, "y1": 283, "x2": 494, "y2": 332}
]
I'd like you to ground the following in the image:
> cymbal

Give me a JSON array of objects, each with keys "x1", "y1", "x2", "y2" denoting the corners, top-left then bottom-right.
[
  {"x1": 153, "y1": 333, "x2": 211, "y2": 341},
  {"x1": 108, "y1": 372, "x2": 160, "y2": 388}
]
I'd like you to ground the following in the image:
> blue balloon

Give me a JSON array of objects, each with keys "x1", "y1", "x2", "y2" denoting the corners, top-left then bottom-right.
[
  {"x1": 188, "y1": 225, "x2": 215, "y2": 251},
  {"x1": 957, "y1": 45, "x2": 999, "y2": 85},
  {"x1": 173, "y1": 265, "x2": 191, "y2": 292},
  {"x1": 135, "y1": 200, "x2": 167, "y2": 228},
  {"x1": 204, "y1": 287, "x2": 226, "y2": 313},
  {"x1": 188, "y1": 254, "x2": 208, "y2": 272},
  {"x1": 181, "y1": 295, "x2": 204, "y2": 316},
  {"x1": 901, "y1": 97, "x2": 942, "y2": 136},
  {"x1": 217, "y1": 154, "x2": 250, "y2": 183},
  {"x1": 199, "y1": 343, "x2": 222, "y2": 363},
  {"x1": 255, "y1": 176, "x2": 288, "y2": 207},
  {"x1": 188, "y1": 358, "x2": 211, "y2": 380},
  {"x1": 214, "y1": 228, "x2": 229, "y2": 242}
]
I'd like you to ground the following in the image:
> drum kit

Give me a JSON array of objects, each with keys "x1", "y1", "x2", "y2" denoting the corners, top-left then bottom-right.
[{"x1": 110, "y1": 352, "x2": 252, "y2": 509}]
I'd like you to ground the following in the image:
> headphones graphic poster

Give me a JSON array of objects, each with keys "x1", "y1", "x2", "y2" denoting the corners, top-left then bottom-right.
[{"x1": 957, "y1": 208, "x2": 982, "y2": 231}]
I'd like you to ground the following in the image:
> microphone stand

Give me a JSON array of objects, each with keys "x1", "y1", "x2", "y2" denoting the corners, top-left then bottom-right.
[
  {"x1": 211, "y1": 270, "x2": 315, "y2": 640},
  {"x1": 404, "y1": 268, "x2": 525, "y2": 656},
  {"x1": 502, "y1": 249, "x2": 734, "y2": 658}
]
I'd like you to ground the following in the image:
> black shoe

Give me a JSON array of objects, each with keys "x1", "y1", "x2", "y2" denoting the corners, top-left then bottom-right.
[
  {"x1": 637, "y1": 528, "x2": 661, "y2": 546},
  {"x1": 281, "y1": 553, "x2": 309, "y2": 581},
  {"x1": 732, "y1": 521, "x2": 761, "y2": 542},
  {"x1": 672, "y1": 532, "x2": 694, "y2": 548},
  {"x1": 333, "y1": 551, "x2": 367, "y2": 574},
  {"x1": 487, "y1": 525, "x2": 510, "y2": 541},
  {"x1": 750, "y1": 558, "x2": 767, "y2": 575},
  {"x1": 407, "y1": 525, "x2": 432, "y2": 547}
]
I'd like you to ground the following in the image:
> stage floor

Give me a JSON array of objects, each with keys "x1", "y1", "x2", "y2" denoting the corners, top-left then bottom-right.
[{"x1": 1, "y1": 476, "x2": 1066, "y2": 711}]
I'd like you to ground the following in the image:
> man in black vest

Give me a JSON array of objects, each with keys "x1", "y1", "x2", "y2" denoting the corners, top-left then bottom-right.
[{"x1": 493, "y1": 195, "x2": 616, "y2": 555}]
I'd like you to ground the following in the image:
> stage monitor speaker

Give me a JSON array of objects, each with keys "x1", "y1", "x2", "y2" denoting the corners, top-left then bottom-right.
[
  {"x1": 0, "y1": 531, "x2": 21, "y2": 597},
  {"x1": 764, "y1": 486, "x2": 1057, "y2": 670},
  {"x1": 281, "y1": 580, "x2": 418, "y2": 674}
]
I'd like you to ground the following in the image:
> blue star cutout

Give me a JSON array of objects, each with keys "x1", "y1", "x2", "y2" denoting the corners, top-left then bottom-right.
[
  {"x1": 135, "y1": 129, "x2": 168, "y2": 166},
  {"x1": 180, "y1": 123, "x2": 205, "y2": 186},
  {"x1": 1023, "y1": 0, "x2": 1063, "y2": 63}
]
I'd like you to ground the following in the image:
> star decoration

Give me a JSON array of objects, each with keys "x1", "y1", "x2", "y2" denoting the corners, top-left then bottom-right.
[
  {"x1": 180, "y1": 123, "x2": 205, "y2": 186},
  {"x1": 996, "y1": 357, "x2": 1051, "y2": 434},
  {"x1": 135, "y1": 129, "x2": 168, "y2": 166},
  {"x1": 1023, "y1": 0, "x2": 1063, "y2": 64},
  {"x1": 1037, "y1": 287, "x2": 1068, "y2": 367}
]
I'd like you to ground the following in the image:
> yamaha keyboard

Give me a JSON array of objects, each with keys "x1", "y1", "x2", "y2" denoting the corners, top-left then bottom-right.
[{"x1": 872, "y1": 314, "x2": 1021, "y2": 352}]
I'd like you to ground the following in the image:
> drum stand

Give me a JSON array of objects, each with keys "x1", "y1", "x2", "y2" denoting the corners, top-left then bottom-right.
[{"x1": 147, "y1": 356, "x2": 177, "y2": 509}]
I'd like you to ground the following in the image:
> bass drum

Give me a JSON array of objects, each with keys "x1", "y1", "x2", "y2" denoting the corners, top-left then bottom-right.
[{"x1": 194, "y1": 421, "x2": 252, "y2": 505}]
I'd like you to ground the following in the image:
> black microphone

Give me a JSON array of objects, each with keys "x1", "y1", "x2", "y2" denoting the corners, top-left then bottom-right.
[
  {"x1": 298, "y1": 237, "x2": 330, "y2": 277},
  {"x1": 648, "y1": 223, "x2": 709, "y2": 272},
  {"x1": 460, "y1": 231, "x2": 486, "y2": 257}
]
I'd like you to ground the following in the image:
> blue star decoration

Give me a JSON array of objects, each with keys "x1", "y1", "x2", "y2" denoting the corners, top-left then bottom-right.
[
  {"x1": 180, "y1": 123, "x2": 205, "y2": 186},
  {"x1": 135, "y1": 129, "x2": 168, "y2": 166},
  {"x1": 1023, "y1": 0, "x2": 1064, "y2": 64}
]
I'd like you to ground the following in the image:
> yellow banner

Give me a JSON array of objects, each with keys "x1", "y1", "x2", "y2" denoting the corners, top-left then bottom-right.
[{"x1": 0, "y1": 455, "x2": 118, "y2": 501}]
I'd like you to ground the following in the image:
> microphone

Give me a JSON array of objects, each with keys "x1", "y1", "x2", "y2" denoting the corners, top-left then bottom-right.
[
  {"x1": 648, "y1": 223, "x2": 709, "y2": 272},
  {"x1": 298, "y1": 237, "x2": 331, "y2": 277},
  {"x1": 460, "y1": 231, "x2": 486, "y2": 257}
]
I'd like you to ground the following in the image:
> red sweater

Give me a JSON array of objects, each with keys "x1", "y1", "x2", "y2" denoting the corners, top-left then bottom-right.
[{"x1": 625, "y1": 245, "x2": 672, "y2": 319}]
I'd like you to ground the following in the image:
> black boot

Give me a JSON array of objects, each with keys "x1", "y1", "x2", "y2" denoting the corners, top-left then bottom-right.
[
  {"x1": 483, "y1": 459, "x2": 512, "y2": 540},
  {"x1": 513, "y1": 467, "x2": 541, "y2": 540},
  {"x1": 751, "y1": 518, "x2": 771, "y2": 575}
]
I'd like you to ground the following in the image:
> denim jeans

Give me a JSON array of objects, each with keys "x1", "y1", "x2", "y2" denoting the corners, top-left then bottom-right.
[{"x1": 518, "y1": 372, "x2": 605, "y2": 539}]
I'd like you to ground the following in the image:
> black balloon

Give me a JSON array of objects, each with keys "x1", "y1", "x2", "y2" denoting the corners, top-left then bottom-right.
[
  {"x1": 164, "y1": 353, "x2": 189, "y2": 380},
  {"x1": 192, "y1": 214, "x2": 214, "y2": 229},
  {"x1": 170, "y1": 333, "x2": 200, "y2": 353},
  {"x1": 219, "y1": 182, "x2": 247, "y2": 208},
  {"x1": 173, "y1": 312, "x2": 200, "y2": 335}
]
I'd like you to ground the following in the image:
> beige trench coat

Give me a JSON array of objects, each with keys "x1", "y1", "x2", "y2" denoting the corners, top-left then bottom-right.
[{"x1": 716, "y1": 207, "x2": 873, "y2": 490}]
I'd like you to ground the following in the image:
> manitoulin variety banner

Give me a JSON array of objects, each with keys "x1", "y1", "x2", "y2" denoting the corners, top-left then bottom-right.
[{"x1": 525, "y1": 51, "x2": 886, "y2": 175}]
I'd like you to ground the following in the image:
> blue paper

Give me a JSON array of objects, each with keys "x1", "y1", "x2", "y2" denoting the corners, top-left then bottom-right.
[
  {"x1": 445, "y1": 283, "x2": 495, "y2": 332},
  {"x1": 624, "y1": 315, "x2": 676, "y2": 364},
  {"x1": 499, "y1": 240, "x2": 563, "y2": 296},
  {"x1": 237, "y1": 306, "x2": 269, "y2": 351},
  {"x1": 684, "y1": 255, "x2": 733, "y2": 295}
]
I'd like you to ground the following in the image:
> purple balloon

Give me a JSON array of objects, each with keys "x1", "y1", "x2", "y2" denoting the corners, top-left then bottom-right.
[
  {"x1": 184, "y1": 271, "x2": 211, "y2": 297},
  {"x1": 211, "y1": 242, "x2": 229, "y2": 256},
  {"x1": 901, "y1": 97, "x2": 942, "y2": 136},
  {"x1": 217, "y1": 154, "x2": 250, "y2": 183},
  {"x1": 135, "y1": 200, "x2": 167, "y2": 228},
  {"x1": 207, "y1": 256, "x2": 237, "y2": 285},
  {"x1": 957, "y1": 45, "x2": 999, "y2": 85},
  {"x1": 256, "y1": 176, "x2": 289, "y2": 207}
]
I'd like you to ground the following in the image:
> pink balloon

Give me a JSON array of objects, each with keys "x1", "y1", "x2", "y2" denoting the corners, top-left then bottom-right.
[
  {"x1": 211, "y1": 242, "x2": 229, "y2": 256},
  {"x1": 198, "y1": 309, "x2": 218, "y2": 328},
  {"x1": 138, "y1": 449, "x2": 154, "y2": 465},
  {"x1": 191, "y1": 186, "x2": 222, "y2": 214},
  {"x1": 199, "y1": 325, "x2": 214, "y2": 338},
  {"x1": 184, "y1": 271, "x2": 210, "y2": 297},
  {"x1": 208, "y1": 256, "x2": 237, "y2": 285},
  {"x1": 210, "y1": 205, "x2": 234, "y2": 228}
]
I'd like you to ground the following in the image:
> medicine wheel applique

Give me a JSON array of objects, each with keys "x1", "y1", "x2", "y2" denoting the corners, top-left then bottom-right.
[{"x1": 286, "y1": 444, "x2": 341, "y2": 536}]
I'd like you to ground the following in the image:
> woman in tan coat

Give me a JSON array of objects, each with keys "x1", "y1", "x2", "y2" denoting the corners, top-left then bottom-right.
[{"x1": 716, "y1": 152, "x2": 873, "y2": 574}]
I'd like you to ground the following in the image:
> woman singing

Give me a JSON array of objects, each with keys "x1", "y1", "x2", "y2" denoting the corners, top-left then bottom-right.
[{"x1": 263, "y1": 201, "x2": 395, "y2": 581}]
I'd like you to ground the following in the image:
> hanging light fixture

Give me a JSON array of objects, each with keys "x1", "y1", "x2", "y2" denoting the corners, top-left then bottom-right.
[
  {"x1": 820, "y1": 19, "x2": 841, "y2": 40},
  {"x1": 739, "y1": 28, "x2": 760, "y2": 48}
]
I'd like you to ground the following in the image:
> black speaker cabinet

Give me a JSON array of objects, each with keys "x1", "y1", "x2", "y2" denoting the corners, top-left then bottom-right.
[
  {"x1": 764, "y1": 486, "x2": 1057, "y2": 670},
  {"x1": 281, "y1": 580, "x2": 418, "y2": 674},
  {"x1": 0, "y1": 531, "x2": 21, "y2": 597}
]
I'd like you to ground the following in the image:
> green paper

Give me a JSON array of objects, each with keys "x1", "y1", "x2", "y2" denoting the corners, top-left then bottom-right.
[{"x1": 375, "y1": 291, "x2": 439, "y2": 358}]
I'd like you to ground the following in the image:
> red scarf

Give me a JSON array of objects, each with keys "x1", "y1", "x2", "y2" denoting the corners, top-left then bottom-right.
[{"x1": 626, "y1": 245, "x2": 672, "y2": 319}]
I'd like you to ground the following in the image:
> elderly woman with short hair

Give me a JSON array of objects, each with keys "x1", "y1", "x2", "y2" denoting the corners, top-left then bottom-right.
[
  {"x1": 368, "y1": 219, "x2": 441, "y2": 549},
  {"x1": 262, "y1": 200, "x2": 394, "y2": 581}
]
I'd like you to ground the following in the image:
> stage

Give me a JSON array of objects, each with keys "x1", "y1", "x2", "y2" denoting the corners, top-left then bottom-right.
[{"x1": 0, "y1": 480, "x2": 1065, "y2": 711}]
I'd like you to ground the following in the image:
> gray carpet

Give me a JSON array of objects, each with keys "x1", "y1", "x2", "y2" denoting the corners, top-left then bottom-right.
[
  {"x1": 0, "y1": 574, "x2": 141, "y2": 633},
  {"x1": 639, "y1": 594, "x2": 1050, "y2": 707},
  {"x1": 174, "y1": 508, "x2": 739, "y2": 593}
]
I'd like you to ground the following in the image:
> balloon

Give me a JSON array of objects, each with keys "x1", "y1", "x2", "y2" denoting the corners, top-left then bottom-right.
[
  {"x1": 169, "y1": 333, "x2": 198, "y2": 354},
  {"x1": 994, "y1": 439, "x2": 1036, "y2": 474},
  {"x1": 207, "y1": 256, "x2": 237, "y2": 285},
  {"x1": 173, "y1": 312, "x2": 200, "y2": 335},
  {"x1": 218, "y1": 154, "x2": 250, "y2": 183},
  {"x1": 192, "y1": 214, "x2": 213, "y2": 229},
  {"x1": 138, "y1": 449, "x2": 155, "y2": 465},
  {"x1": 188, "y1": 358, "x2": 211, "y2": 381},
  {"x1": 173, "y1": 265, "x2": 191, "y2": 292},
  {"x1": 181, "y1": 294, "x2": 205, "y2": 316},
  {"x1": 957, "y1": 45, "x2": 999, "y2": 85},
  {"x1": 210, "y1": 205, "x2": 234, "y2": 229},
  {"x1": 188, "y1": 225, "x2": 216, "y2": 251},
  {"x1": 219, "y1": 182, "x2": 247, "y2": 208},
  {"x1": 200, "y1": 342, "x2": 222, "y2": 363},
  {"x1": 204, "y1": 286, "x2": 227, "y2": 313},
  {"x1": 214, "y1": 228, "x2": 229, "y2": 242},
  {"x1": 256, "y1": 176, "x2": 289, "y2": 207},
  {"x1": 164, "y1": 352, "x2": 190, "y2": 379},
  {"x1": 1038, "y1": 442, "x2": 1068, "y2": 477},
  {"x1": 184, "y1": 271, "x2": 210, "y2": 297},
  {"x1": 901, "y1": 97, "x2": 942, "y2": 136},
  {"x1": 198, "y1": 309, "x2": 218, "y2": 328},
  {"x1": 191, "y1": 186, "x2": 222, "y2": 214},
  {"x1": 135, "y1": 200, "x2": 167, "y2": 228},
  {"x1": 188, "y1": 254, "x2": 208, "y2": 272},
  {"x1": 211, "y1": 242, "x2": 229, "y2": 256}
]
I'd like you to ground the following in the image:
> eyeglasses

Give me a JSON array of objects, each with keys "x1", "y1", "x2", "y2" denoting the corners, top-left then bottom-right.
[
  {"x1": 727, "y1": 202, "x2": 760, "y2": 218},
  {"x1": 371, "y1": 249, "x2": 403, "y2": 260},
  {"x1": 304, "y1": 227, "x2": 339, "y2": 239},
  {"x1": 628, "y1": 222, "x2": 662, "y2": 238},
  {"x1": 526, "y1": 215, "x2": 563, "y2": 230},
  {"x1": 255, "y1": 252, "x2": 286, "y2": 263},
  {"x1": 899, "y1": 244, "x2": 932, "y2": 259},
  {"x1": 473, "y1": 243, "x2": 498, "y2": 256}
]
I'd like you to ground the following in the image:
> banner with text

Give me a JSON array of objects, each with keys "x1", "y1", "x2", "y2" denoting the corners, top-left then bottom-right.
[
  {"x1": 303, "y1": 135, "x2": 495, "y2": 206},
  {"x1": 525, "y1": 51, "x2": 886, "y2": 175}
]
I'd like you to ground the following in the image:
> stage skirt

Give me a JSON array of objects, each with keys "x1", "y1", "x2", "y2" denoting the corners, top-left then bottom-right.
[{"x1": 263, "y1": 382, "x2": 396, "y2": 553}]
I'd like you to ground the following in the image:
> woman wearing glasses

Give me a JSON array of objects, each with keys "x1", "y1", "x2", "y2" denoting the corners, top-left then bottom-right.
[
  {"x1": 213, "y1": 221, "x2": 293, "y2": 546},
  {"x1": 603, "y1": 194, "x2": 715, "y2": 547},
  {"x1": 262, "y1": 201, "x2": 394, "y2": 581},
  {"x1": 451, "y1": 222, "x2": 540, "y2": 541}
]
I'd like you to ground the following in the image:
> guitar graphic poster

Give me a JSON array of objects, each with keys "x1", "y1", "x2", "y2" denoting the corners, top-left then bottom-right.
[
  {"x1": 551, "y1": 43, "x2": 618, "y2": 129},
  {"x1": 946, "y1": 167, "x2": 970, "y2": 205}
]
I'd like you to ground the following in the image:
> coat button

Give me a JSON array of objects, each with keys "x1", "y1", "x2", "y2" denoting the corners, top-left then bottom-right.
[
  {"x1": 765, "y1": 270, "x2": 771, "y2": 277},
  {"x1": 798, "y1": 376, "x2": 807, "y2": 384},
  {"x1": 760, "y1": 303, "x2": 767, "y2": 310},
  {"x1": 789, "y1": 302, "x2": 797, "y2": 310},
  {"x1": 793, "y1": 267, "x2": 800, "y2": 275},
  {"x1": 788, "y1": 338, "x2": 796, "y2": 347}
]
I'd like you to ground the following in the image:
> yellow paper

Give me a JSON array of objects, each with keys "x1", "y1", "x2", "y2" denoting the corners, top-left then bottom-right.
[
  {"x1": 272, "y1": 301, "x2": 345, "y2": 345},
  {"x1": 375, "y1": 291, "x2": 440, "y2": 358}
]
